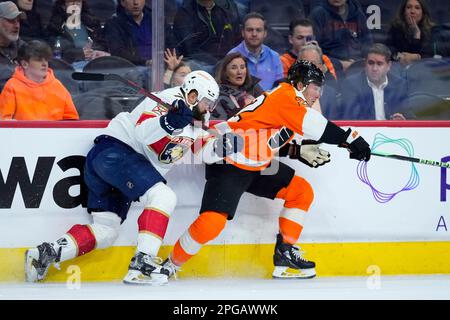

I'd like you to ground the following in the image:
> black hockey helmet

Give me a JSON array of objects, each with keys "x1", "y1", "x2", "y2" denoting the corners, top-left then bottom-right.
[{"x1": 287, "y1": 59, "x2": 324, "y2": 88}]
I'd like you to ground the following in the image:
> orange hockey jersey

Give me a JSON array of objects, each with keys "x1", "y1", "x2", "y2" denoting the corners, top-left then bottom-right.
[{"x1": 220, "y1": 82, "x2": 328, "y2": 171}]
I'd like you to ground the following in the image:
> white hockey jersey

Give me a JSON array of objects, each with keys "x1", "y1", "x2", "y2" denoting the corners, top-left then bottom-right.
[{"x1": 104, "y1": 86, "x2": 220, "y2": 176}]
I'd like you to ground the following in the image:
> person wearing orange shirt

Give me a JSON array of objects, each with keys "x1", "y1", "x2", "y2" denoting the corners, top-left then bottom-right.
[
  {"x1": 0, "y1": 40, "x2": 78, "y2": 120},
  {"x1": 280, "y1": 18, "x2": 340, "y2": 82},
  {"x1": 158, "y1": 60, "x2": 372, "y2": 280}
]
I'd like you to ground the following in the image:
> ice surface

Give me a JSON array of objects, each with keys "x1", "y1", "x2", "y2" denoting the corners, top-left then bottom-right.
[{"x1": 1, "y1": 275, "x2": 449, "y2": 300}]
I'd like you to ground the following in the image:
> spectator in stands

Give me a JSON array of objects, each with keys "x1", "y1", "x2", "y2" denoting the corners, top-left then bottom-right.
[
  {"x1": 228, "y1": 12, "x2": 283, "y2": 91},
  {"x1": 45, "y1": 0, "x2": 109, "y2": 65},
  {"x1": 172, "y1": 0, "x2": 240, "y2": 68},
  {"x1": 0, "y1": 1, "x2": 24, "y2": 91},
  {"x1": 0, "y1": 40, "x2": 79, "y2": 120},
  {"x1": 163, "y1": 48, "x2": 192, "y2": 88},
  {"x1": 309, "y1": 0, "x2": 373, "y2": 72},
  {"x1": 387, "y1": 0, "x2": 439, "y2": 65},
  {"x1": 280, "y1": 18, "x2": 342, "y2": 86},
  {"x1": 11, "y1": 0, "x2": 44, "y2": 41},
  {"x1": 104, "y1": 0, "x2": 153, "y2": 66},
  {"x1": 212, "y1": 51, "x2": 263, "y2": 119},
  {"x1": 339, "y1": 43, "x2": 409, "y2": 120},
  {"x1": 298, "y1": 44, "x2": 339, "y2": 118}
]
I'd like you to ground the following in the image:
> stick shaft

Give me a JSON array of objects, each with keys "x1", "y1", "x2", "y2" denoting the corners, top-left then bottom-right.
[
  {"x1": 372, "y1": 152, "x2": 450, "y2": 168},
  {"x1": 71, "y1": 72, "x2": 214, "y2": 132}
]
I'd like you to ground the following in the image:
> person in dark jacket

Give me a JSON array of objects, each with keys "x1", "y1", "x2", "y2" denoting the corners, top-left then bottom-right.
[
  {"x1": 387, "y1": 0, "x2": 442, "y2": 66},
  {"x1": 0, "y1": 1, "x2": 25, "y2": 92},
  {"x1": 339, "y1": 43, "x2": 409, "y2": 120},
  {"x1": 309, "y1": 0, "x2": 372, "y2": 72},
  {"x1": 10, "y1": 0, "x2": 44, "y2": 41},
  {"x1": 45, "y1": 0, "x2": 109, "y2": 64},
  {"x1": 173, "y1": 0, "x2": 240, "y2": 66},
  {"x1": 212, "y1": 51, "x2": 262, "y2": 119},
  {"x1": 104, "y1": 0, "x2": 156, "y2": 66}
]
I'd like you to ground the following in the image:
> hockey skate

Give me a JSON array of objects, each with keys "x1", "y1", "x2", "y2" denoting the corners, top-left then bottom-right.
[
  {"x1": 272, "y1": 233, "x2": 316, "y2": 279},
  {"x1": 123, "y1": 252, "x2": 169, "y2": 285},
  {"x1": 160, "y1": 256, "x2": 180, "y2": 280},
  {"x1": 25, "y1": 242, "x2": 61, "y2": 282}
]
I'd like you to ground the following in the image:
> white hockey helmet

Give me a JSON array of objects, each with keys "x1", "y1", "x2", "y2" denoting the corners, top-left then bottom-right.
[{"x1": 181, "y1": 70, "x2": 220, "y2": 111}]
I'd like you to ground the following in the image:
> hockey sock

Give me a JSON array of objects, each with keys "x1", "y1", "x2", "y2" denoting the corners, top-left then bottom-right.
[
  {"x1": 50, "y1": 235, "x2": 78, "y2": 262},
  {"x1": 171, "y1": 211, "x2": 227, "y2": 266},
  {"x1": 63, "y1": 224, "x2": 97, "y2": 258},
  {"x1": 137, "y1": 208, "x2": 170, "y2": 256},
  {"x1": 279, "y1": 209, "x2": 305, "y2": 245},
  {"x1": 276, "y1": 176, "x2": 314, "y2": 244}
]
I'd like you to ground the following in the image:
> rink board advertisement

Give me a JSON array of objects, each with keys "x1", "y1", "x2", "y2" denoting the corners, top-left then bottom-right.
[{"x1": 0, "y1": 121, "x2": 449, "y2": 281}]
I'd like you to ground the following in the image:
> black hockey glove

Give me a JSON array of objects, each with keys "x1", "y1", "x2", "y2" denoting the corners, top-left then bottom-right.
[
  {"x1": 288, "y1": 140, "x2": 331, "y2": 168},
  {"x1": 339, "y1": 129, "x2": 371, "y2": 161},
  {"x1": 213, "y1": 132, "x2": 244, "y2": 157},
  {"x1": 159, "y1": 99, "x2": 193, "y2": 134}
]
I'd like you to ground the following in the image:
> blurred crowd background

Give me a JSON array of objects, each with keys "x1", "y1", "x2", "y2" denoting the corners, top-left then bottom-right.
[{"x1": 0, "y1": 0, "x2": 449, "y2": 121}]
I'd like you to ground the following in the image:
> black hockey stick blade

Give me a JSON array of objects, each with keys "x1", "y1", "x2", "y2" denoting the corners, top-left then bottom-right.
[
  {"x1": 71, "y1": 72, "x2": 169, "y2": 107},
  {"x1": 372, "y1": 151, "x2": 450, "y2": 168},
  {"x1": 72, "y1": 72, "x2": 106, "y2": 81}
]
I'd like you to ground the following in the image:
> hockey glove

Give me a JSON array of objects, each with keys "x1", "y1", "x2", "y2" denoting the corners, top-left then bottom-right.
[
  {"x1": 159, "y1": 99, "x2": 193, "y2": 134},
  {"x1": 213, "y1": 132, "x2": 244, "y2": 157},
  {"x1": 339, "y1": 129, "x2": 371, "y2": 161},
  {"x1": 289, "y1": 140, "x2": 331, "y2": 168}
]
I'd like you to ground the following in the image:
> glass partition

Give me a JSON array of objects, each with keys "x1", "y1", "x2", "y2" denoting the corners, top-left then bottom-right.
[{"x1": 0, "y1": 0, "x2": 448, "y2": 120}]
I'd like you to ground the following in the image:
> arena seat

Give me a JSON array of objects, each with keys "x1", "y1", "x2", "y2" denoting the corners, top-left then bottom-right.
[{"x1": 48, "y1": 58, "x2": 80, "y2": 95}]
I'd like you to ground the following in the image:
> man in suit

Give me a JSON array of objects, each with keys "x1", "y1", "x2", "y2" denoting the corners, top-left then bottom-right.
[{"x1": 339, "y1": 43, "x2": 409, "y2": 120}]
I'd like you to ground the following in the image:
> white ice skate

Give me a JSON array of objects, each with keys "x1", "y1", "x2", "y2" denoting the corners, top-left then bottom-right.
[
  {"x1": 161, "y1": 256, "x2": 181, "y2": 280},
  {"x1": 25, "y1": 243, "x2": 60, "y2": 282},
  {"x1": 123, "y1": 252, "x2": 168, "y2": 285}
]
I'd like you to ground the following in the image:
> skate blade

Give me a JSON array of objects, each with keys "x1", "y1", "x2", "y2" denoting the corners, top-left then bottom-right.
[
  {"x1": 272, "y1": 266, "x2": 316, "y2": 279},
  {"x1": 123, "y1": 270, "x2": 168, "y2": 286},
  {"x1": 24, "y1": 250, "x2": 40, "y2": 283}
]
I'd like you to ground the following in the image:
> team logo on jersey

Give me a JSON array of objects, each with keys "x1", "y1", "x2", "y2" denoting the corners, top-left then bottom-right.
[
  {"x1": 268, "y1": 127, "x2": 294, "y2": 150},
  {"x1": 150, "y1": 136, "x2": 194, "y2": 164},
  {"x1": 151, "y1": 104, "x2": 169, "y2": 116}
]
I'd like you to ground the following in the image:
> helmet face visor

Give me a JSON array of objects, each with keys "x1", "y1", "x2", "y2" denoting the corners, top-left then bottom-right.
[{"x1": 198, "y1": 96, "x2": 219, "y2": 112}]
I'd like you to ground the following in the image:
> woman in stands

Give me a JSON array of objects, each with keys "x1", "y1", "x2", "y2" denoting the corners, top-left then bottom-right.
[
  {"x1": 387, "y1": 0, "x2": 439, "y2": 65},
  {"x1": 211, "y1": 52, "x2": 263, "y2": 120},
  {"x1": 45, "y1": 0, "x2": 109, "y2": 65}
]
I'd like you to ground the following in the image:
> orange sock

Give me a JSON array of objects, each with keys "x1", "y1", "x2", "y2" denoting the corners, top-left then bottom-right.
[
  {"x1": 279, "y1": 216, "x2": 303, "y2": 245},
  {"x1": 276, "y1": 176, "x2": 313, "y2": 244},
  {"x1": 171, "y1": 211, "x2": 227, "y2": 266}
]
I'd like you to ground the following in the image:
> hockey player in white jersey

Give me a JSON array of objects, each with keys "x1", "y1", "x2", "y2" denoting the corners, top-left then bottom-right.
[{"x1": 25, "y1": 70, "x2": 243, "y2": 285}]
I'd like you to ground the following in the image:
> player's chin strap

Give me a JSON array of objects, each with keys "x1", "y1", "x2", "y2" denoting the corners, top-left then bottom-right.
[{"x1": 294, "y1": 83, "x2": 313, "y2": 108}]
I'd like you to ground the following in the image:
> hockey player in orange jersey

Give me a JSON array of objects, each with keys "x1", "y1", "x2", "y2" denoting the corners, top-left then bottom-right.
[{"x1": 159, "y1": 60, "x2": 372, "y2": 279}]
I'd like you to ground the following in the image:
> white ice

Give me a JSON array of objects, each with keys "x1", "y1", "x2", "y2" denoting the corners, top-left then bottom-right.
[{"x1": 1, "y1": 275, "x2": 450, "y2": 300}]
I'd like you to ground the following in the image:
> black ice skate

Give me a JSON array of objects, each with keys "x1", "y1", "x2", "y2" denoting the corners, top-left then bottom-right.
[
  {"x1": 25, "y1": 242, "x2": 61, "y2": 282},
  {"x1": 272, "y1": 233, "x2": 316, "y2": 279},
  {"x1": 123, "y1": 252, "x2": 168, "y2": 285}
]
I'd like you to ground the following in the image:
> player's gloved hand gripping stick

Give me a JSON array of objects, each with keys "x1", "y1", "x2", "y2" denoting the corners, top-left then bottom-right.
[{"x1": 72, "y1": 72, "x2": 244, "y2": 155}]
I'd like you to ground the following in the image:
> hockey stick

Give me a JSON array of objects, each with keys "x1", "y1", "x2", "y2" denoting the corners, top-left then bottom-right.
[
  {"x1": 371, "y1": 151, "x2": 450, "y2": 168},
  {"x1": 71, "y1": 72, "x2": 225, "y2": 133},
  {"x1": 72, "y1": 72, "x2": 172, "y2": 110}
]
